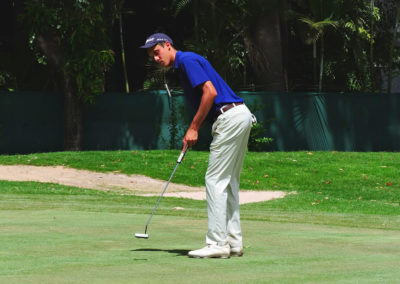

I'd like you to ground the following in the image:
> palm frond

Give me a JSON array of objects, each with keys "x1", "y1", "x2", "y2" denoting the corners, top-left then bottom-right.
[
  {"x1": 299, "y1": 17, "x2": 339, "y2": 31},
  {"x1": 172, "y1": 0, "x2": 192, "y2": 17},
  {"x1": 299, "y1": 16, "x2": 338, "y2": 43}
]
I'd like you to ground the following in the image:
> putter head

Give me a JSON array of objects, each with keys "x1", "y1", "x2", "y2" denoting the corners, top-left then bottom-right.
[{"x1": 135, "y1": 233, "x2": 149, "y2": 239}]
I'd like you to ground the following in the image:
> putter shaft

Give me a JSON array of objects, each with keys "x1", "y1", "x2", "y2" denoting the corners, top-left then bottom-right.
[{"x1": 136, "y1": 146, "x2": 188, "y2": 238}]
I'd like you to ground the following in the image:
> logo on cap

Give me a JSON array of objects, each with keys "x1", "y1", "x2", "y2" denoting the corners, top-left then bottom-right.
[{"x1": 140, "y1": 33, "x2": 173, "y2": 48}]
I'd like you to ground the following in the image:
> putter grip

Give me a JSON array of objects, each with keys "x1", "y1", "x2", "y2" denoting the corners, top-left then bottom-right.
[{"x1": 177, "y1": 146, "x2": 188, "y2": 163}]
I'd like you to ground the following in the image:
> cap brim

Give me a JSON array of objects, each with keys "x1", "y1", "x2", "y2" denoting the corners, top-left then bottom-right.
[{"x1": 139, "y1": 43, "x2": 157, "y2": 49}]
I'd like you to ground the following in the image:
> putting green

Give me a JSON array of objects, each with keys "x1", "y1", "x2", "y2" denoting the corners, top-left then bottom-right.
[{"x1": 1, "y1": 209, "x2": 399, "y2": 283}]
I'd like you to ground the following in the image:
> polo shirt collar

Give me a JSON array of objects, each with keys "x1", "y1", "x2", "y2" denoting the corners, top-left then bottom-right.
[{"x1": 174, "y1": 50, "x2": 182, "y2": 69}]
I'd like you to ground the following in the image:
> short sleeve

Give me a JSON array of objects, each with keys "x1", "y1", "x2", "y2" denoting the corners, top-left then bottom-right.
[{"x1": 180, "y1": 58, "x2": 209, "y2": 89}]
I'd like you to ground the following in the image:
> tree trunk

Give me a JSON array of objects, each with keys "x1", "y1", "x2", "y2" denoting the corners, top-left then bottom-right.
[
  {"x1": 193, "y1": 0, "x2": 199, "y2": 42},
  {"x1": 369, "y1": 0, "x2": 375, "y2": 91},
  {"x1": 35, "y1": 34, "x2": 83, "y2": 150},
  {"x1": 313, "y1": 41, "x2": 317, "y2": 91},
  {"x1": 318, "y1": 37, "x2": 324, "y2": 93},
  {"x1": 247, "y1": 6, "x2": 286, "y2": 91},
  {"x1": 63, "y1": 72, "x2": 83, "y2": 151},
  {"x1": 119, "y1": 13, "x2": 130, "y2": 93}
]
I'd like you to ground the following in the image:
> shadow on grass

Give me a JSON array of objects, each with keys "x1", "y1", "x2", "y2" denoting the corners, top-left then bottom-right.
[{"x1": 132, "y1": 248, "x2": 190, "y2": 256}]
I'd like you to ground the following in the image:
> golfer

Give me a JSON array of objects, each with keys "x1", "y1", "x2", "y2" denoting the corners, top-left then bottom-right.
[{"x1": 140, "y1": 33, "x2": 253, "y2": 258}]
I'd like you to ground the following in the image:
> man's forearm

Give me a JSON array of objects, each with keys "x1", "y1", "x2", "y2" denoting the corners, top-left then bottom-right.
[
  {"x1": 190, "y1": 81, "x2": 217, "y2": 131},
  {"x1": 183, "y1": 81, "x2": 217, "y2": 149}
]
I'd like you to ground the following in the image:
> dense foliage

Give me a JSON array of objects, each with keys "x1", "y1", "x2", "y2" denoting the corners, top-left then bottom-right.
[
  {"x1": 20, "y1": 0, "x2": 116, "y2": 102},
  {"x1": 1, "y1": 0, "x2": 399, "y2": 93}
]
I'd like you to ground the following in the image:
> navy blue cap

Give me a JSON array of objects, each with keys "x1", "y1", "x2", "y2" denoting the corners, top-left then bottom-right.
[{"x1": 140, "y1": 33, "x2": 173, "y2": 49}]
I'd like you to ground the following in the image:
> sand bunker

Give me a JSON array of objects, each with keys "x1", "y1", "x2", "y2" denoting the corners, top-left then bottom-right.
[{"x1": 0, "y1": 165, "x2": 289, "y2": 204}]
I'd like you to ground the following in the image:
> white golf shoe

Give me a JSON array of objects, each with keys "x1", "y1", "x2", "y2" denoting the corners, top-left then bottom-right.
[
  {"x1": 188, "y1": 244, "x2": 230, "y2": 259},
  {"x1": 230, "y1": 246, "x2": 243, "y2": 257}
]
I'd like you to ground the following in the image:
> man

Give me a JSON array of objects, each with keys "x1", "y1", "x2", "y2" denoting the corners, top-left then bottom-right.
[{"x1": 140, "y1": 33, "x2": 254, "y2": 258}]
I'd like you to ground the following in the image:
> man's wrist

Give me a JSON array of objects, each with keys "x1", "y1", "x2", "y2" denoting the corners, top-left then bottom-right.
[{"x1": 189, "y1": 124, "x2": 200, "y2": 132}]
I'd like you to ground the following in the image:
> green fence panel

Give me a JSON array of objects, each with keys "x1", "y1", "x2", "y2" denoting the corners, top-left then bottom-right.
[
  {"x1": 82, "y1": 91, "x2": 203, "y2": 150},
  {"x1": 0, "y1": 91, "x2": 64, "y2": 154},
  {"x1": 0, "y1": 91, "x2": 399, "y2": 154},
  {"x1": 241, "y1": 92, "x2": 400, "y2": 151}
]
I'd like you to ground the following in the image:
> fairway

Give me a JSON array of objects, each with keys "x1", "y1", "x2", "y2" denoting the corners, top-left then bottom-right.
[{"x1": 1, "y1": 199, "x2": 400, "y2": 283}]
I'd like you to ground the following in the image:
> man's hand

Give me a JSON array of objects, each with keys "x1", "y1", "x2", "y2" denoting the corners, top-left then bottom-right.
[{"x1": 183, "y1": 128, "x2": 198, "y2": 150}]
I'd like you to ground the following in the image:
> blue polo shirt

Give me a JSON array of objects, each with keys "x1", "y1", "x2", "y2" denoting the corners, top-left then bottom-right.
[{"x1": 174, "y1": 51, "x2": 243, "y2": 112}]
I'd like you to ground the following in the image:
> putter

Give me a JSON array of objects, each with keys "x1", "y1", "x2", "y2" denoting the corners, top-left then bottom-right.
[
  {"x1": 164, "y1": 83, "x2": 172, "y2": 98},
  {"x1": 135, "y1": 145, "x2": 188, "y2": 239},
  {"x1": 165, "y1": 83, "x2": 172, "y2": 110}
]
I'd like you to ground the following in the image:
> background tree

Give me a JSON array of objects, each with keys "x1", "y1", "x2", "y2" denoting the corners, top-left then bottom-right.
[
  {"x1": 20, "y1": 0, "x2": 119, "y2": 150},
  {"x1": 3, "y1": 0, "x2": 400, "y2": 96},
  {"x1": 295, "y1": 0, "x2": 339, "y2": 93},
  {"x1": 338, "y1": 0, "x2": 381, "y2": 92},
  {"x1": 376, "y1": 0, "x2": 400, "y2": 94},
  {"x1": 0, "y1": 1, "x2": 54, "y2": 92},
  {"x1": 286, "y1": 0, "x2": 383, "y2": 92},
  {"x1": 170, "y1": 0, "x2": 288, "y2": 91}
]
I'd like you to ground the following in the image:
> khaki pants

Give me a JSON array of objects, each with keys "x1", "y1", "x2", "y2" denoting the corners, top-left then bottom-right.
[{"x1": 205, "y1": 104, "x2": 252, "y2": 248}]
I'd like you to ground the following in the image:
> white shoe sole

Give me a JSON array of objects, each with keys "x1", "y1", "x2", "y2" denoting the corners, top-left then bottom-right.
[{"x1": 188, "y1": 255, "x2": 230, "y2": 259}]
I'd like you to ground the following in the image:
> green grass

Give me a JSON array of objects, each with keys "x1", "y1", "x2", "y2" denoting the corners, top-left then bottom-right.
[
  {"x1": 0, "y1": 150, "x2": 398, "y2": 216},
  {"x1": 0, "y1": 151, "x2": 399, "y2": 283},
  {"x1": 1, "y1": 181, "x2": 399, "y2": 283},
  {"x1": 1, "y1": 209, "x2": 399, "y2": 283}
]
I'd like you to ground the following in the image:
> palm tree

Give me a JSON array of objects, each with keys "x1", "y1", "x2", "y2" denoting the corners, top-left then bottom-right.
[{"x1": 298, "y1": 16, "x2": 338, "y2": 92}]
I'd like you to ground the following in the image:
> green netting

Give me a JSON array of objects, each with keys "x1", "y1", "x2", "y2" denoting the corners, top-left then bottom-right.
[{"x1": 0, "y1": 91, "x2": 399, "y2": 154}]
